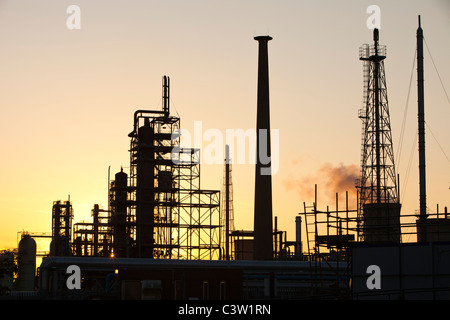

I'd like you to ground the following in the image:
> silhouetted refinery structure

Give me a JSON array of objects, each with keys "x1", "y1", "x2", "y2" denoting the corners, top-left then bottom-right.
[{"x1": 1, "y1": 17, "x2": 449, "y2": 300}]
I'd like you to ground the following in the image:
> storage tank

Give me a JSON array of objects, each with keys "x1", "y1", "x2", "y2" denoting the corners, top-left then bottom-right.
[
  {"x1": 15, "y1": 235, "x2": 37, "y2": 291},
  {"x1": 113, "y1": 168, "x2": 129, "y2": 257}
]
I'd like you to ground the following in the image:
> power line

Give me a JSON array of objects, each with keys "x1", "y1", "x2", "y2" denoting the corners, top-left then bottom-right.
[
  {"x1": 396, "y1": 48, "x2": 416, "y2": 168},
  {"x1": 425, "y1": 121, "x2": 450, "y2": 164},
  {"x1": 402, "y1": 133, "x2": 417, "y2": 201},
  {"x1": 424, "y1": 37, "x2": 450, "y2": 107}
]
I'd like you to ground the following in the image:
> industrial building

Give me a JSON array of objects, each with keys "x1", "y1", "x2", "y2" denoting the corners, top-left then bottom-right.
[{"x1": 0, "y1": 16, "x2": 449, "y2": 300}]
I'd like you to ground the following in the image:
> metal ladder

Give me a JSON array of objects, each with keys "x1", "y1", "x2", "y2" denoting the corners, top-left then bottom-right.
[{"x1": 302, "y1": 202, "x2": 324, "y2": 295}]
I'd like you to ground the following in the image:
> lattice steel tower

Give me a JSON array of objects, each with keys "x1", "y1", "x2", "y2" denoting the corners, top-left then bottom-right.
[{"x1": 357, "y1": 29, "x2": 401, "y2": 243}]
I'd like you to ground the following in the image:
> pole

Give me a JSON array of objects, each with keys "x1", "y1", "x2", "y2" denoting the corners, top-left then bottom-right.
[{"x1": 417, "y1": 15, "x2": 427, "y2": 220}]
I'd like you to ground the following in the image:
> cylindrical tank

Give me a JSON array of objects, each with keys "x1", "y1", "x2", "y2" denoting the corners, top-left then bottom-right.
[
  {"x1": 113, "y1": 168, "x2": 128, "y2": 258},
  {"x1": 15, "y1": 235, "x2": 37, "y2": 291},
  {"x1": 136, "y1": 119, "x2": 155, "y2": 258}
]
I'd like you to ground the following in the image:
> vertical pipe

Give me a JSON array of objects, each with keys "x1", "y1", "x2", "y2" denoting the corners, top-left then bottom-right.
[
  {"x1": 137, "y1": 118, "x2": 155, "y2": 258},
  {"x1": 108, "y1": 166, "x2": 111, "y2": 213},
  {"x1": 64, "y1": 201, "x2": 72, "y2": 242},
  {"x1": 163, "y1": 76, "x2": 170, "y2": 117},
  {"x1": 346, "y1": 191, "x2": 349, "y2": 234},
  {"x1": 417, "y1": 15, "x2": 427, "y2": 220},
  {"x1": 167, "y1": 77, "x2": 170, "y2": 115},
  {"x1": 314, "y1": 184, "x2": 318, "y2": 239},
  {"x1": 326, "y1": 205, "x2": 330, "y2": 237},
  {"x1": 253, "y1": 35, "x2": 273, "y2": 260},
  {"x1": 114, "y1": 168, "x2": 128, "y2": 258},
  {"x1": 336, "y1": 193, "x2": 339, "y2": 235},
  {"x1": 357, "y1": 189, "x2": 361, "y2": 239},
  {"x1": 225, "y1": 144, "x2": 230, "y2": 260},
  {"x1": 93, "y1": 204, "x2": 99, "y2": 256},
  {"x1": 274, "y1": 216, "x2": 278, "y2": 258}
]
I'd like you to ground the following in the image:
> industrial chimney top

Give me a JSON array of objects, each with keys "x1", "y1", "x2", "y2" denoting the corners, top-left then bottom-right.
[{"x1": 254, "y1": 35, "x2": 273, "y2": 41}]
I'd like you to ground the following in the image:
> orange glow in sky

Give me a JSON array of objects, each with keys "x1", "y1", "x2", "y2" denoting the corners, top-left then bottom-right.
[{"x1": 1, "y1": 1, "x2": 449, "y2": 251}]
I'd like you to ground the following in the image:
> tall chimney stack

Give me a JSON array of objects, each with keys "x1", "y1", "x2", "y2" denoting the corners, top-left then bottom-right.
[{"x1": 253, "y1": 35, "x2": 273, "y2": 260}]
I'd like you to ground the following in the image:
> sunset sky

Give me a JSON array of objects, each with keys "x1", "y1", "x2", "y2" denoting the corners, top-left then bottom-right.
[{"x1": 1, "y1": 0, "x2": 449, "y2": 251}]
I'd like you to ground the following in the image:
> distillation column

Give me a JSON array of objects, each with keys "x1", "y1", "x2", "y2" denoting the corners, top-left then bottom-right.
[
  {"x1": 136, "y1": 118, "x2": 156, "y2": 258},
  {"x1": 112, "y1": 168, "x2": 129, "y2": 257},
  {"x1": 416, "y1": 16, "x2": 428, "y2": 239}
]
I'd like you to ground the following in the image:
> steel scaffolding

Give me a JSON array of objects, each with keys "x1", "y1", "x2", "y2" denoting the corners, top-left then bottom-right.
[
  {"x1": 301, "y1": 185, "x2": 357, "y2": 298},
  {"x1": 51, "y1": 200, "x2": 73, "y2": 256},
  {"x1": 65, "y1": 77, "x2": 221, "y2": 260},
  {"x1": 73, "y1": 204, "x2": 112, "y2": 257},
  {"x1": 125, "y1": 111, "x2": 221, "y2": 260}
]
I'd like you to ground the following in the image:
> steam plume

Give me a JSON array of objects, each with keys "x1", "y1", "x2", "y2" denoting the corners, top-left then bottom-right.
[{"x1": 284, "y1": 161, "x2": 359, "y2": 208}]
